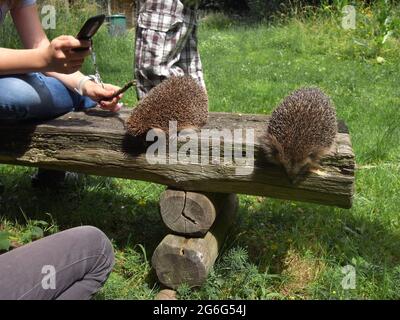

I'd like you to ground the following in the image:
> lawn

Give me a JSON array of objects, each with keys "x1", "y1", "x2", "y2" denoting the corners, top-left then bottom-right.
[{"x1": 1, "y1": 2, "x2": 400, "y2": 299}]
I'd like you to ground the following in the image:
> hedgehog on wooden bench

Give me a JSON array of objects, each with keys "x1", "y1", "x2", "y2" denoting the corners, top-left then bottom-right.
[
  {"x1": 126, "y1": 76, "x2": 209, "y2": 137},
  {"x1": 261, "y1": 87, "x2": 338, "y2": 184}
]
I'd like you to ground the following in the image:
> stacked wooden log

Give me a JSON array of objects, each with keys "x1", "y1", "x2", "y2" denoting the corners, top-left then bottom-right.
[{"x1": 152, "y1": 189, "x2": 239, "y2": 289}]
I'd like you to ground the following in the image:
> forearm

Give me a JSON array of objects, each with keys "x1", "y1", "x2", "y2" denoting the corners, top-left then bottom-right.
[
  {"x1": 45, "y1": 70, "x2": 84, "y2": 92},
  {"x1": 0, "y1": 47, "x2": 47, "y2": 75},
  {"x1": 35, "y1": 36, "x2": 83, "y2": 91}
]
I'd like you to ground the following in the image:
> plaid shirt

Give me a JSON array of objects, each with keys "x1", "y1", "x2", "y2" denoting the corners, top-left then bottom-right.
[{"x1": 134, "y1": 0, "x2": 205, "y2": 99}]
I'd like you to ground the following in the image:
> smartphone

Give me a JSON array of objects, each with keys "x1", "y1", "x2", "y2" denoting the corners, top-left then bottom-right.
[{"x1": 73, "y1": 14, "x2": 106, "y2": 51}]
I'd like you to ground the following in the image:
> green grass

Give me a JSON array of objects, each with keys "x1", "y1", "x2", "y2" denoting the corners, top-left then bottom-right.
[{"x1": 1, "y1": 2, "x2": 400, "y2": 299}]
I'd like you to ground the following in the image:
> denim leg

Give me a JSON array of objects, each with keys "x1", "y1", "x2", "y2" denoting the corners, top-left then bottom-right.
[{"x1": 0, "y1": 73, "x2": 96, "y2": 121}]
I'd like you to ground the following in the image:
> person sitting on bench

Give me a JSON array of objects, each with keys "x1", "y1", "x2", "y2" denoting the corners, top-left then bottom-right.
[{"x1": 0, "y1": 0, "x2": 123, "y2": 187}]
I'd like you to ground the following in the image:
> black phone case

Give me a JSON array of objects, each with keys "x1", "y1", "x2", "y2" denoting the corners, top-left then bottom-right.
[
  {"x1": 73, "y1": 14, "x2": 106, "y2": 51},
  {"x1": 77, "y1": 14, "x2": 106, "y2": 40}
]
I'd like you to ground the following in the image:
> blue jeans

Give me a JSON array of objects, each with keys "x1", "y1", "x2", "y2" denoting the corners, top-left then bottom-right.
[{"x1": 0, "y1": 73, "x2": 96, "y2": 121}]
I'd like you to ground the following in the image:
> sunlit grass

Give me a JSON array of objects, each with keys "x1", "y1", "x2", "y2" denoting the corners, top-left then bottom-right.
[{"x1": 1, "y1": 2, "x2": 400, "y2": 299}]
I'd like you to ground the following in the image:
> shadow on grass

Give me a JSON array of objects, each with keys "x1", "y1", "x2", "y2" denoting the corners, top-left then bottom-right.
[
  {"x1": 0, "y1": 173, "x2": 166, "y2": 255},
  {"x1": 0, "y1": 172, "x2": 168, "y2": 291},
  {"x1": 1, "y1": 169, "x2": 399, "y2": 293},
  {"x1": 230, "y1": 199, "x2": 400, "y2": 277}
]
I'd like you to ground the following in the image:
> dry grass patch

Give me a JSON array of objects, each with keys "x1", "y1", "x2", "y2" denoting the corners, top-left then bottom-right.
[{"x1": 280, "y1": 248, "x2": 325, "y2": 298}]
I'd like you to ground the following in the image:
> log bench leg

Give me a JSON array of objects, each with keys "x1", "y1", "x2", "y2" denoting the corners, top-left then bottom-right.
[
  {"x1": 160, "y1": 189, "x2": 234, "y2": 237},
  {"x1": 152, "y1": 192, "x2": 238, "y2": 289}
]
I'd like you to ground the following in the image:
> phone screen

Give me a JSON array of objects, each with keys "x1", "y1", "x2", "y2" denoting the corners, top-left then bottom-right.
[
  {"x1": 74, "y1": 15, "x2": 106, "y2": 51},
  {"x1": 76, "y1": 15, "x2": 106, "y2": 40},
  {"x1": 85, "y1": 22, "x2": 101, "y2": 39}
]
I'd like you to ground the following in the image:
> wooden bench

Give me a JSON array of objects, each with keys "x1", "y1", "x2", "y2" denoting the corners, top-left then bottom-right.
[{"x1": 0, "y1": 109, "x2": 355, "y2": 289}]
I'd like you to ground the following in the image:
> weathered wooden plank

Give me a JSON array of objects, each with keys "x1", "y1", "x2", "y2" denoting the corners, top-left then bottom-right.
[{"x1": 0, "y1": 109, "x2": 355, "y2": 208}]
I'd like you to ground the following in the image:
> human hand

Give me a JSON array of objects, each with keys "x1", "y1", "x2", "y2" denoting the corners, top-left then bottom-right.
[
  {"x1": 82, "y1": 81, "x2": 123, "y2": 112},
  {"x1": 40, "y1": 35, "x2": 91, "y2": 74}
]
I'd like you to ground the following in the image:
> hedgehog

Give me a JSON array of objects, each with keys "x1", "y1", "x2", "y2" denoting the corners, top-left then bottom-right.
[
  {"x1": 262, "y1": 87, "x2": 338, "y2": 183},
  {"x1": 126, "y1": 76, "x2": 209, "y2": 137}
]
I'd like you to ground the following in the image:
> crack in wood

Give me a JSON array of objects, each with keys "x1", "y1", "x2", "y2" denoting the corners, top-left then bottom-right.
[{"x1": 181, "y1": 193, "x2": 198, "y2": 231}]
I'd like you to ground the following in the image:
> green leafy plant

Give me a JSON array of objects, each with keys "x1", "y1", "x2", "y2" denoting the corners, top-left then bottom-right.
[
  {"x1": 20, "y1": 221, "x2": 46, "y2": 244},
  {"x1": 18, "y1": 208, "x2": 47, "y2": 244},
  {"x1": 0, "y1": 231, "x2": 11, "y2": 252},
  {"x1": 350, "y1": 1, "x2": 399, "y2": 58}
]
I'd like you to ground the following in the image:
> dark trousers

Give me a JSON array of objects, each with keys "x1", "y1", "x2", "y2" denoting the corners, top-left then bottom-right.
[{"x1": 0, "y1": 226, "x2": 114, "y2": 300}]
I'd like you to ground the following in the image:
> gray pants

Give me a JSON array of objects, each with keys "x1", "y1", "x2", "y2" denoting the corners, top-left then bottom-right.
[{"x1": 0, "y1": 226, "x2": 114, "y2": 300}]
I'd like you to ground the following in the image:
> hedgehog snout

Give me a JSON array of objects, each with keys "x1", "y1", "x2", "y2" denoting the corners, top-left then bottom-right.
[
  {"x1": 284, "y1": 163, "x2": 301, "y2": 184},
  {"x1": 283, "y1": 156, "x2": 314, "y2": 184}
]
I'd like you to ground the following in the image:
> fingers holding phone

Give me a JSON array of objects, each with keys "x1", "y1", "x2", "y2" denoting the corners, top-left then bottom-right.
[
  {"x1": 40, "y1": 15, "x2": 105, "y2": 74},
  {"x1": 41, "y1": 35, "x2": 91, "y2": 74}
]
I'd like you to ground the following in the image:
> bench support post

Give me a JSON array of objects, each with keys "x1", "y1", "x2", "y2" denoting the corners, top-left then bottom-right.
[{"x1": 152, "y1": 192, "x2": 238, "y2": 289}]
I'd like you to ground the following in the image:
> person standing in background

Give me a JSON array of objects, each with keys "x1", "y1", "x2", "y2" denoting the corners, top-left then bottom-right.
[{"x1": 134, "y1": 0, "x2": 206, "y2": 99}]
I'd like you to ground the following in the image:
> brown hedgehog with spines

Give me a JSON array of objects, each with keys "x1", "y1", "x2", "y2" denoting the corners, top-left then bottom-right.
[
  {"x1": 262, "y1": 87, "x2": 338, "y2": 183},
  {"x1": 126, "y1": 76, "x2": 209, "y2": 137}
]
